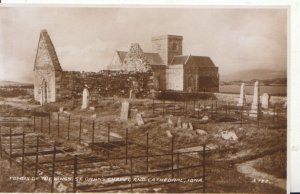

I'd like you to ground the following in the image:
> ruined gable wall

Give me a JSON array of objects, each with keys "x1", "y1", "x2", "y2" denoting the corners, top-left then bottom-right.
[
  {"x1": 34, "y1": 69, "x2": 57, "y2": 102},
  {"x1": 33, "y1": 35, "x2": 58, "y2": 103},
  {"x1": 57, "y1": 70, "x2": 154, "y2": 101}
]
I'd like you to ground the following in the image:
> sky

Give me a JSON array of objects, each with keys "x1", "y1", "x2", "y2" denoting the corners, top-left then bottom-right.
[{"x1": 0, "y1": 6, "x2": 287, "y2": 83}]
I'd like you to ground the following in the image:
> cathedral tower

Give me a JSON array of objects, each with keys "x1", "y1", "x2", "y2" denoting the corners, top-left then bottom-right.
[{"x1": 151, "y1": 35, "x2": 183, "y2": 65}]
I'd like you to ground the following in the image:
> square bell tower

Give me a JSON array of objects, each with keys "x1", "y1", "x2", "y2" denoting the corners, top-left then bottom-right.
[{"x1": 152, "y1": 35, "x2": 183, "y2": 65}]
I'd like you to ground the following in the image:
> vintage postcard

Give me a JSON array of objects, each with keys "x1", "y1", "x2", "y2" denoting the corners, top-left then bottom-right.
[{"x1": 0, "y1": 4, "x2": 288, "y2": 193}]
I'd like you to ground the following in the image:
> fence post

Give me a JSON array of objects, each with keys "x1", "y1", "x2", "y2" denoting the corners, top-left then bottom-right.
[
  {"x1": 48, "y1": 112, "x2": 51, "y2": 135},
  {"x1": 272, "y1": 105, "x2": 276, "y2": 123},
  {"x1": 51, "y1": 143, "x2": 56, "y2": 193},
  {"x1": 57, "y1": 113, "x2": 60, "y2": 137},
  {"x1": 211, "y1": 104, "x2": 214, "y2": 117},
  {"x1": 22, "y1": 131, "x2": 25, "y2": 176},
  {"x1": 257, "y1": 104, "x2": 260, "y2": 129},
  {"x1": 9, "y1": 128, "x2": 12, "y2": 167},
  {"x1": 41, "y1": 116, "x2": 43, "y2": 132},
  {"x1": 202, "y1": 144, "x2": 206, "y2": 193},
  {"x1": 68, "y1": 115, "x2": 70, "y2": 140},
  {"x1": 173, "y1": 102, "x2": 176, "y2": 116},
  {"x1": 240, "y1": 105, "x2": 243, "y2": 127},
  {"x1": 162, "y1": 100, "x2": 165, "y2": 115},
  {"x1": 152, "y1": 99, "x2": 155, "y2": 115},
  {"x1": 33, "y1": 116, "x2": 36, "y2": 132},
  {"x1": 35, "y1": 136, "x2": 39, "y2": 188},
  {"x1": 107, "y1": 124, "x2": 110, "y2": 158},
  {"x1": 226, "y1": 104, "x2": 228, "y2": 119},
  {"x1": 276, "y1": 107, "x2": 279, "y2": 125},
  {"x1": 185, "y1": 100, "x2": 187, "y2": 117},
  {"x1": 228, "y1": 103, "x2": 230, "y2": 117},
  {"x1": 0, "y1": 126, "x2": 2, "y2": 159},
  {"x1": 130, "y1": 157, "x2": 133, "y2": 193},
  {"x1": 215, "y1": 101, "x2": 218, "y2": 116},
  {"x1": 79, "y1": 117, "x2": 82, "y2": 142},
  {"x1": 146, "y1": 132, "x2": 149, "y2": 173},
  {"x1": 171, "y1": 136, "x2": 174, "y2": 178},
  {"x1": 197, "y1": 103, "x2": 200, "y2": 119},
  {"x1": 73, "y1": 155, "x2": 77, "y2": 193},
  {"x1": 193, "y1": 100, "x2": 196, "y2": 116},
  {"x1": 125, "y1": 128, "x2": 128, "y2": 164},
  {"x1": 177, "y1": 152, "x2": 180, "y2": 177},
  {"x1": 92, "y1": 120, "x2": 95, "y2": 152}
]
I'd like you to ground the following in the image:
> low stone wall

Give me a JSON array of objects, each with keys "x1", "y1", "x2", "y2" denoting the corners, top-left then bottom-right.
[
  {"x1": 215, "y1": 93, "x2": 287, "y2": 105},
  {"x1": 58, "y1": 70, "x2": 154, "y2": 101},
  {"x1": 157, "y1": 91, "x2": 216, "y2": 101}
]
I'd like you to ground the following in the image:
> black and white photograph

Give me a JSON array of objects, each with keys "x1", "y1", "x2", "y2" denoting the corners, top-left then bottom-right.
[{"x1": 0, "y1": 4, "x2": 289, "y2": 193}]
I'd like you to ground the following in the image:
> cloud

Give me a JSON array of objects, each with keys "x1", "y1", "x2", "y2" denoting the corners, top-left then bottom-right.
[{"x1": 0, "y1": 7, "x2": 287, "y2": 82}]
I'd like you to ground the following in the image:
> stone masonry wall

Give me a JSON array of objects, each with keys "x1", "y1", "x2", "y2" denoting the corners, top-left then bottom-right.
[
  {"x1": 184, "y1": 66, "x2": 219, "y2": 93},
  {"x1": 57, "y1": 70, "x2": 154, "y2": 101}
]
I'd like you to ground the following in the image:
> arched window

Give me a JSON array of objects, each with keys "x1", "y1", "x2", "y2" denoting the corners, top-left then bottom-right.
[
  {"x1": 40, "y1": 79, "x2": 48, "y2": 105},
  {"x1": 188, "y1": 76, "x2": 194, "y2": 93}
]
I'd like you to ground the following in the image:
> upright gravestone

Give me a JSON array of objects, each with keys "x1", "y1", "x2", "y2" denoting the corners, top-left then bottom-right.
[
  {"x1": 182, "y1": 123, "x2": 188, "y2": 129},
  {"x1": 249, "y1": 81, "x2": 261, "y2": 117},
  {"x1": 168, "y1": 115, "x2": 174, "y2": 126},
  {"x1": 261, "y1": 93, "x2": 270, "y2": 109},
  {"x1": 136, "y1": 113, "x2": 144, "y2": 126},
  {"x1": 283, "y1": 101, "x2": 287, "y2": 109},
  {"x1": 120, "y1": 101, "x2": 130, "y2": 121},
  {"x1": 81, "y1": 88, "x2": 89, "y2": 109},
  {"x1": 177, "y1": 117, "x2": 182, "y2": 128},
  {"x1": 237, "y1": 83, "x2": 246, "y2": 106}
]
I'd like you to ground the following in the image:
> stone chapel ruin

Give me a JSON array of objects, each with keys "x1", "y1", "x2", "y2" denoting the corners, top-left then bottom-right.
[{"x1": 33, "y1": 30, "x2": 219, "y2": 105}]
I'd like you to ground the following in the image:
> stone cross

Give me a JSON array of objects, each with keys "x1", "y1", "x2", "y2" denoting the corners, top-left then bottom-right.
[
  {"x1": 120, "y1": 100, "x2": 130, "y2": 121},
  {"x1": 81, "y1": 88, "x2": 89, "y2": 109},
  {"x1": 237, "y1": 83, "x2": 246, "y2": 106},
  {"x1": 250, "y1": 81, "x2": 261, "y2": 117},
  {"x1": 261, "y1": 93, "x2": 270, "y2": 109}
]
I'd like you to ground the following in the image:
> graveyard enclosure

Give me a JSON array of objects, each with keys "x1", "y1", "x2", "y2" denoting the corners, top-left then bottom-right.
[{"x1": 0, "y1": 95, "x2": 287, "y2": 193}]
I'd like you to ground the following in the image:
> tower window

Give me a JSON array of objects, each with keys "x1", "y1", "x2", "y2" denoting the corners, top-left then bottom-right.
[{"x1": 172, "y1": 42, "x2": 178, "y2": 51}]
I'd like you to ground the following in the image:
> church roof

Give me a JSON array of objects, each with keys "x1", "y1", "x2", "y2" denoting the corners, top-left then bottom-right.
[
  {"x1": 116, "y1": 51, "x2": 165, "y2": 66},
  {"x1": 34, "y1": 30, "x2": 62, "y2": 71},
  {"x1": 170, "y1": 55, "x2": 216, "y2": 67}
]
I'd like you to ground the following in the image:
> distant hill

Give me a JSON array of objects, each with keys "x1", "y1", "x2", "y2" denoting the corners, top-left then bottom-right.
[
  {"x1": 221, "y1": 78, "x2": 287, "y2": 86},
  {"x1": 0, "y1": 81, "x2": 33, "y2": 87},
  {"x1": 221, "y1": 69, "x2": 287, "y2": 82}
]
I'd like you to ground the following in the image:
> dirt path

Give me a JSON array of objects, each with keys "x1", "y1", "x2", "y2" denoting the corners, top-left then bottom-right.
[{"x1": 236, "y1": 159, "x2": 286, "y2": 190}]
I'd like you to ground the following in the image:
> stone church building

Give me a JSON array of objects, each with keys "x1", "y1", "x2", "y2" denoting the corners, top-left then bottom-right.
[
  {"x1": 33, "y1": 30, "x2": 219, "y2": 104},
  {"x1": 108, "y1": 35, "x2": 219, "y2": 93}
]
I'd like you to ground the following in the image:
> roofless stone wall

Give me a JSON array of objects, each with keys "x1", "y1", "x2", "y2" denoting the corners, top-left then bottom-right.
[{"x1": 57, "y1": 70, "x2": 154, "y2": 101}]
